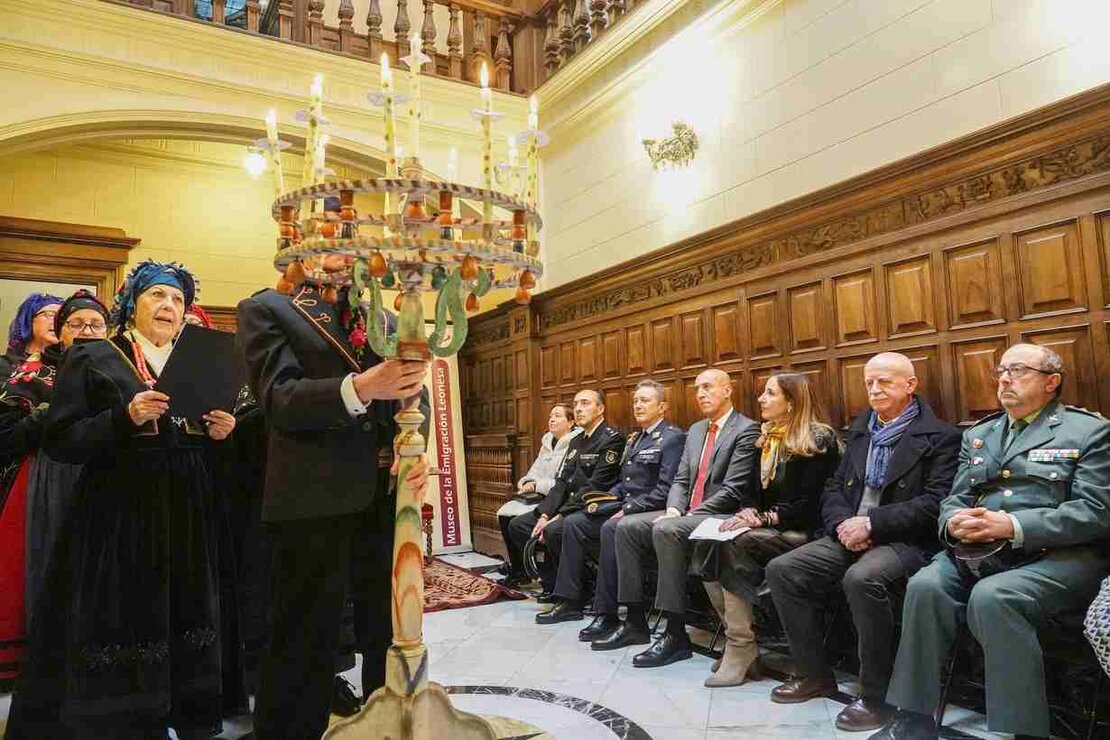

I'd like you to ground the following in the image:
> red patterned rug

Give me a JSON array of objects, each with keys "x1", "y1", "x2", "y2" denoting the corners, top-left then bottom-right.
[{"x1": 423, "y1": 557, "x2": 528, "y2": 613}]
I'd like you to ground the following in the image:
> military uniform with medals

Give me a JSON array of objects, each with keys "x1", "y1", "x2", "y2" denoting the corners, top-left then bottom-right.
[
  {"x1": 507, "y1": 420, "x2": 625, "y2": 593},
  {"x1": 886, "y1": 401, "x2": 1110, "y2": 737},
  {"x1": 554, "y1": 421, "x2": 686, "y2": 608}
]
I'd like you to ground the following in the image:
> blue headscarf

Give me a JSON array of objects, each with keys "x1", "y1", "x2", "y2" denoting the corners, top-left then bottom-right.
[
  {"x1": 7, "y1": 292, "x2": 64, "y2": 352},
  {"x1": 111, "y1": 260, "x2": 197, "y2": 334}
]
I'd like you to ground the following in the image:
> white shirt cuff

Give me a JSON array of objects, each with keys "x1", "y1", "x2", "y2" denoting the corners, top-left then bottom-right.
[
  {"x1": 340, "y1": 373, "x2": 367, "y2": 417},
  {"x1": 1008, "y1": 513, "x2": 1025, "y2": 549}
]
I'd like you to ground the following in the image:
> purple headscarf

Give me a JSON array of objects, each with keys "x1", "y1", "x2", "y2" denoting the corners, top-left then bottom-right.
[{"x1": 7, "y1": 292, "x2": 64, "y2": 353}]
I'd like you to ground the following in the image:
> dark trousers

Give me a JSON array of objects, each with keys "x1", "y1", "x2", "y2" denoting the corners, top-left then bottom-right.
[
  {"x1": 652, "y1": 513, "x2": 715, "y2": 614},
  {"x1": 507, "y1": 509, "x2": 566, "y2": 592},
  {"x1": 253, "y1": 503, "x2": 394, "y2": 740},
  {"x1": 766, "y1": 535, "x2": 914, "y2": 700},
  {"x1": 498, "y1": 513, "x2": 524, "y2": 577},
  {"x1": 611, "y1": 510, "x2": 662, "y2": 609},
  {"x1": 553, "y1": 511, "x2": 606, "y2": 603},
  {"x1": 886, "y1": 549, "x2": 1106, "y2": 736},
  {"x1": 593, "y1": 514, "x2": 626, "y2": 615}
]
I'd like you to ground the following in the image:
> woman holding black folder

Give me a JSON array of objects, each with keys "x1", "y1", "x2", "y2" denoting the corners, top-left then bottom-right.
[{"x1": 6, "y1": 260, "x2": 244, "y2": 740}]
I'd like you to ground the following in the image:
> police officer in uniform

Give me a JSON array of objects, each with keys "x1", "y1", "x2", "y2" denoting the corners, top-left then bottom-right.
[
  {"x1": 507, "y1": 389, "x2": 625, "y2": 599},
  {"x1": 537, "y1": 379, "x2": 685, "y2": 626},
  {"x1": 874, "y1": 343, "x2": 1110, "y2": 740}
]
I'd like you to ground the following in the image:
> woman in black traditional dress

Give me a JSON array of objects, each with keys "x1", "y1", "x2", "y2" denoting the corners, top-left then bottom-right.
[
  {"x1": 22, "y1": 290, "x2": 110, "y2": 627},
  {"x1": 0, "y1": 292, "x2": 63, "y2": 689},
  {"x1": 5, "y1": 261, "x2": 240, "y2": 740}
]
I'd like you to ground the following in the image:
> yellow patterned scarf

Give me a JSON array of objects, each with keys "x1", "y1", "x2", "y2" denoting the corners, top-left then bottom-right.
[{"x1": 760, "y1": 422, "x2": 787, "y2": 489}]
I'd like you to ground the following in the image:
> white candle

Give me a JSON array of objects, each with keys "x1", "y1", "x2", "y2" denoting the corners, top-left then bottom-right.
[
  {"x1": 264, "y1": 109, "x2": 285, "y2": 197},
  {"x1": 479, "y1": 62, "x2": 493, "y2": 228},
  {"x1": 408, "y1": 32, "x2": 422, "y2": 162},
  {"x1": 507, "y1": 134, "x2": 518, "y2": 168},
  {"x1": 303, "y1": 74, "x2": 323, "y2": 186}
]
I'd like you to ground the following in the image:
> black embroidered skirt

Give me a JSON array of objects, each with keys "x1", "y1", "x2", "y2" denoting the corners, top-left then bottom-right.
[{"x1": 6, "y1": 444, "x2": 233, "y2": 739}]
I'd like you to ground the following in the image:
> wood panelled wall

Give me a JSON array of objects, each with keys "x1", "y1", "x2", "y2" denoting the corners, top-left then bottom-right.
[{"x1": 460, "y1": 84, "x2": 1110, "y2": 553}]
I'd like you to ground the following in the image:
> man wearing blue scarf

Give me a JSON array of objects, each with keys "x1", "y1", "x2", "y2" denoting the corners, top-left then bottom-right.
[{"x1": 766, "y1": 352, "x2": 961, "y2": 732}]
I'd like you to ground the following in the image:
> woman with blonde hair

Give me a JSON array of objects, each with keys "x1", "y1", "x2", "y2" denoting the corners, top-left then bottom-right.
[{"x1": 691, "y1": 372, "x2": 841, "y2": 688}]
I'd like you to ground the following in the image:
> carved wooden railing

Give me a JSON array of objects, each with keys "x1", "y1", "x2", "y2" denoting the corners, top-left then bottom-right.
[
  {"x1": 111, "y1": 0, "x2": 528, "y2": 92},
  {"x1": 108, "y1": 0, "x2": 646, "y2": 93}
]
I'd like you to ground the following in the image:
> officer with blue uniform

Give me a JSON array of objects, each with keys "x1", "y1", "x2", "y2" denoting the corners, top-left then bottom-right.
[{"x1": 537, "y1": 380, "x2": 685, "y2": 629}]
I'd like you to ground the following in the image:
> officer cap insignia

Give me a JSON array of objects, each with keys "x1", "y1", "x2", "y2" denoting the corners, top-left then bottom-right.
[
  {"x1": 587, "y1": 503, "x2": 598, "y2": 513},
  {"x1": 567, "y1": 449, "x2": 578, "y2": 459},
  {"x1": 604, "y1": 449, "x2": 617, "y2": 464},
  {"x1": 972, "y1": 438, "x2": 983, "y2": 449}
]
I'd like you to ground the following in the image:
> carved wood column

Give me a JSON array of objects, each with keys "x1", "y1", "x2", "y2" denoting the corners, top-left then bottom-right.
[
  {"x1": 543, "y1": 10, "x2": 560, "y2": 77},
  {"x1": 278, "y1": 0, "x2": 294, "y2": 40},
  {"x1": 246, "y1": 0, "x2": 260, "y2": 30},
  {"x1": 395, "y1": 0, "x2": 412, "y2": 68},
  {"x1": 469, "y1": 10, "x2": 490, "y2": 83},
  {"x1": 607, "y1": 0, "x2": 624, "y2": 26},
  {"x1": 506, "y1": 303, "x2": 541, "y2": 511},
  {"x1": 494, "y1": 17, "x2": 512, "y2": 91},
  {"x1": 421, "y1": 0, "x2": 438, "y2": 69},
  {"x1": 212, "y1": 0, "x2": 226, "y2": 24},
  {"x1": 558, "y1": 0, "x2": 574, "y2": 63},
  {"x1": 367, "y1": 0, "x2": 384, "y2": 59},
  {"x1": 447, "y1": 4, "x2": 464, "y2": 79},
  {"x1": 307, "y1": 0, "x2": 325, "y2": 47},
  {"x1": 171, "y1": 0, "x2": 190, "y2": 16},
  {"x1": 588, "y1": 0, "x2": 606, "y2": 37},
  {"x1": 337, "y1": 0, "x2": 355, "y2": 52},
  {"x1": 573, "y1": 0, "x2": 590, "y2": 51}
]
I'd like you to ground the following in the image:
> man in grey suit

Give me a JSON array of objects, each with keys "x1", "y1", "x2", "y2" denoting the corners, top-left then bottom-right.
[
  {"x1": 872, "y1": 344, "x2": 1110, "y2": 740},
  {"x1": 609, "y1": 368, "x2": 761, "y2": 667}
]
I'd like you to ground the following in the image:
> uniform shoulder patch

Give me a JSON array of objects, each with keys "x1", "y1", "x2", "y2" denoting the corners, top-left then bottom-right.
[
  {"x1": 968, "y1": 410, "x2": 1005, "y2": 430},
  {"x1": 1065, "y1": 405, "x2": 1106, "y2": 421},
  {"x1": 604, "y1": 449, "x2": 618, "y2": 464},
  {"x1": 566, "y1": 448, "x2": 578, "y2": 460},
  {"x1": 606, "y1": 427, "x2": 621, "y2": 437}
]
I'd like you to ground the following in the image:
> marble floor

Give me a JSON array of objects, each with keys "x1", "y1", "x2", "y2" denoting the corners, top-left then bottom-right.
[{"x1": 0, "y1": 588, "x2": 1007, "y2": 740}]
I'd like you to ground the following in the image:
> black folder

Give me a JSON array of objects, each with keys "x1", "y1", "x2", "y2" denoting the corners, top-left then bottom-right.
[{"x1": 155, "y1": 324, "x2": 242, "y2": 420}]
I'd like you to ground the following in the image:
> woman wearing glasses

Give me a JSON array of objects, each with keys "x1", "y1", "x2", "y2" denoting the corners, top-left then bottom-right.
[
  {"x1": 0, "y1": 292, "x2": 62, "y2": 689},
  {"x1": 7, "y1": 262, "x2": 244, "y2": 739},
  {"x1": 21, "y1": 290, "x2": 111, "y2": 626}
]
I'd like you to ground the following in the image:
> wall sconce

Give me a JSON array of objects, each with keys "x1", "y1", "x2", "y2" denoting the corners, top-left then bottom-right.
[
  {"x1": 642, "y1": 122, "x2": 699, "y2": 169},
  {"x1": 242, "y1": 147, "x2": 268, "y2": 179}
]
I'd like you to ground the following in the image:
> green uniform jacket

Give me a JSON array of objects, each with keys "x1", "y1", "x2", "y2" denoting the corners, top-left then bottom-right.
[{"x1": 939, "y1": 400, "x2": 1110, "y2": 554}]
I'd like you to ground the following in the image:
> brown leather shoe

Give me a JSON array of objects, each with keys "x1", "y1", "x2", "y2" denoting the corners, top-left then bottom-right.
[
  {"x1": 770, "y1": 675, "x2": 839, "y2": 704},
  {"x1": 835, "y1": 697, "x2": 895, "y2": 732}
]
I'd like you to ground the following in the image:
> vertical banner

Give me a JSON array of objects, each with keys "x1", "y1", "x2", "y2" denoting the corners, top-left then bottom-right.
[{"x1": 423, "y1": 353, "x2": 472, "y2": 552}]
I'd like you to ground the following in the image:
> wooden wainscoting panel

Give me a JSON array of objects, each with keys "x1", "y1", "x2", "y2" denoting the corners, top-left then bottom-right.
[
  {"x1": 515, "y1": 349, "x2": 529, "y2": 387},
  {"x1": 680, "y1": 310, "x2": 708, "y2": 369},
  {"x1": 651, "y1": 317, "x2": 676, "y2": 371},
  {"x1": 604, "y1": 387, "x2": 630, "y2": 431},
  {"x1": 953, "y1": 337, "x2": 1008, "y2": 425},
  {"x1": 540, "y1": 345, "x2": 558, "y2": 389},
  {"x1": 1023, "y1": 324, "x2": 1097, "y2": 409},
  {"x1": 792, "y1": 359, "x2": 836, "y2": 425},
  {"x1": 579, "y1": 335, "x2": 599, "y2": 381},
  {"x1": 602, "y1": 330, "x2": 623, "y2": 377},
  {"x1": 788, "y1": 282, "x2": 825, "y2": 353},
  {"x1": 833, "y1": 269, "x2": 878, "y2": 347},
  {"x1": 1014, "y1": 220, "x2": 1088, "y2": 319},
  {"x1": 711, "y1": 301, "x2": 742, "y2": 363},
  {"x1": 748, "y1": 292, "x2": 781, "y2": 359},
  {"x1": 838, "y1": 354, "x2": 872, "y2": 428},
  {"x1": 885, "y1": 256, "x2": 936, "y2": 338},
  {"x1": 627, "y1": 324, "x2": 647, "y2": 374},
  {"x1": 560, "y1": 341, "x2": 577, "y2": 383},
  {"x1": 1098, "y1": 210, "x2": 1110, "y2": 308},
  {"x1": 904, "y1": 345, "x2": 943, "y2": 418},
  {"x1": 944, "y1": 238, "x2": 1005, "y2": 328}
]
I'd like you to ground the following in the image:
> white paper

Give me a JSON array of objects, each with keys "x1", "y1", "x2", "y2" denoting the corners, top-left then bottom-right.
[{"x1": 688, "y1": 517, "x2": 750, "y2": 542}]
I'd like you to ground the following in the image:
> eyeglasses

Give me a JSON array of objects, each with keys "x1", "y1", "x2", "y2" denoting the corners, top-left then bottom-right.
[
  {"x1": 992, "y1": 363, "x2": 1056, "y2": 380},
  {"x1": 34, "y1": 310, "x2": 58, "y2": 321},
  {"x1": 64, "y1": 319, "x2": 107, "y2": 333}
]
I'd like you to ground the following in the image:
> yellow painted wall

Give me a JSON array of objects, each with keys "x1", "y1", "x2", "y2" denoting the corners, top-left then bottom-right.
[{"x1": 539, "y1": 0, "x2": 1110, "y2": 289}]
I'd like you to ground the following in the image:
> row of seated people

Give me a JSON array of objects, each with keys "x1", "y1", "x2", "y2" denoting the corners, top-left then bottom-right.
[{"x1": 495, "y1": 345, "x2": 1110, "y2": 740}]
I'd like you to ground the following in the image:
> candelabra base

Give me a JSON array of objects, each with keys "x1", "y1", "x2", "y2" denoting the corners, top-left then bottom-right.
[{"x1": 322, "y1": 645, "x2": 496, "y2": 739}]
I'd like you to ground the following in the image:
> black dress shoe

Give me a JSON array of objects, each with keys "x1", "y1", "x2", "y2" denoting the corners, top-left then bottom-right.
[
  {"x1": 591, "y1": 621, "x2": 650, "y2": 651},
  {"x1": 503, "y1": 573, "x2": 532, "y2": 589},
  {"x1": 867, "y1": 711, "x2": 938, "y2": 740},
  {"x1": 770, "y1": 675, "x2": 839, "y2": 704},
  {"x1": 578, "y1": 614, "x2": 619, "y2": 641},
  {"x1": 331, "y1": 675, "x2": 362, "y2": 717},
  {"x1": 836, "y1": 697, "x2": 895, "y2": 731},
  {"x1": 632, "y1": 632, "x2": 692, "y2": 667},
  {"x1": 536, "y1": 601, "x2": 584, "y2": 624},
  {"x1": 535, "y1": 590, "x2": 557, "y2": 604}
]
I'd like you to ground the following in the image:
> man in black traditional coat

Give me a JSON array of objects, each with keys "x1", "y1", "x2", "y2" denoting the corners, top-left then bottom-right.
[{"x1": 237, "y1": 258, "x2": 430, "y2": 740}]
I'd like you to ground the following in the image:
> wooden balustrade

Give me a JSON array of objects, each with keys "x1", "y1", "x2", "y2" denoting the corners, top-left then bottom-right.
[{"x1": 108, "y1": 0, "x2": 645, "y2": 93}]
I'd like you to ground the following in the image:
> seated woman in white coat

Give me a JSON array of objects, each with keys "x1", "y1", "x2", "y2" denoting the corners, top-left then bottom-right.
[{"x1": 498, "y1": 403, "x2": 580, "y2": 587}]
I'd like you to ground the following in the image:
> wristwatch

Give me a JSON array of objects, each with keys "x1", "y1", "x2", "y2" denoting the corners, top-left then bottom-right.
[{"x1": 864, "y1": 517, "x2": 872, "y2": 534}]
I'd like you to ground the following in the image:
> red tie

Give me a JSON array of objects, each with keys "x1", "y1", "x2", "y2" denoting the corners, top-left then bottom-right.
[{"x1": 689, "y1": 422, "x2": 718, "y2": 511}]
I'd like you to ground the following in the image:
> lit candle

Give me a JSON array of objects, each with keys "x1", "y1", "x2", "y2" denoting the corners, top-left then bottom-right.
[
  {"x1": 303, "y1": 74, "x2": 323, "y2": 186},
  {"x1": 264, "y1": 109, "x2": 285, "y2": 197},
  {"x1": 479, "y1": 62, "x2": 493, "y2": 229},
  {"x1": 525, "y1": 95, "x2": 539, "y2": 248},
  {"x1": 407, "y1": 32, "x2": 422, "y2": 163},
  {"x1": 507, "y1": 134, "x2": 518, "y2": 168}
]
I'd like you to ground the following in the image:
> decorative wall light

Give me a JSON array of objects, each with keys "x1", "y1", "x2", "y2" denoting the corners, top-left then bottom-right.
[
  {"x1": 642, "y1": 121, "x2": 699, "y2": 169},
  {"x1": 242, "y1": 147, "x2": 268, "y2": 179}
]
